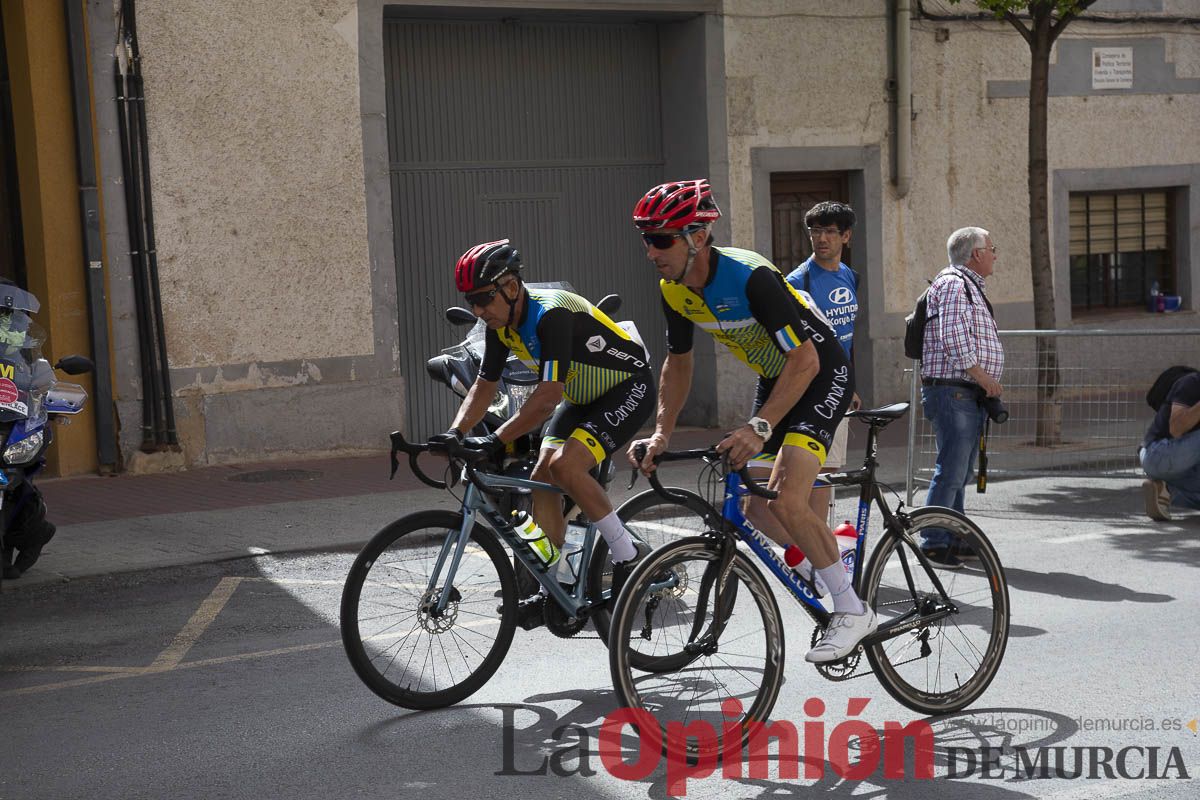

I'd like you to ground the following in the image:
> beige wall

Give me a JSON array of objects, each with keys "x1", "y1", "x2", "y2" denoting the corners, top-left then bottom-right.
[
  {"x1": 137, "y1": 0, "x2": 371, "y2": 371},
  {"x1": 717, "y1": 1, "x2": 1200, "y2": 418}
]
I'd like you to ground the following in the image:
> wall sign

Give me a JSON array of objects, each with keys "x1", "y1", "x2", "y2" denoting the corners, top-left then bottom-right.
[{"x1": 1092, "y1": 48, "x2": 1133, "y2": 90}]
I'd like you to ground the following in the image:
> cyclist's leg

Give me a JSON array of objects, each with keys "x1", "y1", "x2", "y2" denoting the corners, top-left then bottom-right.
[
  {"x1": 741, "y1": 377, "x2": 798, "y2": 544},
  {"x1": 809, "y1": 418, "x2": 848, "y2": 525},
  {"x1": 532, "y1": 402, "x2": 577, "y2": 547},
  {"x1": 545, "y1": 370, "x2": 655, "y2": 564}
]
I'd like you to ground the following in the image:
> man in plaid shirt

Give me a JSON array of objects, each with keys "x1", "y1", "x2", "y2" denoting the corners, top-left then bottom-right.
[{"x1": 919, "y1": 227, "x2": 1004, "y2": 568}]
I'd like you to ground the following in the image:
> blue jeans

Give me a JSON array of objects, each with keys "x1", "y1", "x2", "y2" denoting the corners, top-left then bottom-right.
[
  {"x1": 1140, "y1": 429, "x2": 1200, "y2": 511},
  {"x1": 921, "y1": 384, "x2": 987, "y2": 549}
]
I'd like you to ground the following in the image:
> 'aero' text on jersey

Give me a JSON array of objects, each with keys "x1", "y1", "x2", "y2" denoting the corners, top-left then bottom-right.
[{"x1": 480, "y1": 288, "x2": 647, "y2": 405}]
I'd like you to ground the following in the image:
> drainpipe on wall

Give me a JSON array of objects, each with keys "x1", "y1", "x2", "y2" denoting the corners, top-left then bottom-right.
[
  {"x1": 893, "y1": 0, "x2": 912, "y2": 198},
  {"x1": 63, "y1": 0, "x2": 120, "y2": 471},
  {"x1": 115, "y1": 0, "x2": 177, "y2": 450}
]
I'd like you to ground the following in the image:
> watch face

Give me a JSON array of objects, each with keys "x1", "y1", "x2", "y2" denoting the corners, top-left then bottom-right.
[{"x1": 752, "y1": 420, "x2": 770, "y2": 437}]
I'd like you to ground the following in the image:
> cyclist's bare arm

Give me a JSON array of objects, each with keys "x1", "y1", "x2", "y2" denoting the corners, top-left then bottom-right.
[
  {"x1": 451, "y1": 377, "x2": 499, "y2": 434},
  {"x1": 755, "y1": 341, "x2": 819, "y2": 429},
  {"x1": 495, "y1": 381, "x2": 564, "y2": 442},
  {"x1": 628, "y1": 350, "x2": 693, "y2": 472}
]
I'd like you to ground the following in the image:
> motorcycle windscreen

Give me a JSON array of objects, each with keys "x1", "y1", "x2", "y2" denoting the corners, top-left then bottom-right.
[
  {"x1": 0, "y1": 314, "x2": 49, "y2": 424},
  {"x1": 0, "y1": 286, "x2": 40, "y2": 314}
]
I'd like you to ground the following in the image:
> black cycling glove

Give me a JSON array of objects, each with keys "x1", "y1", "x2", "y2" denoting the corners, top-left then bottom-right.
[
  {"x1": 462, "y1": 433, "x2": 506, "y2": 463},
  {"x1": 429, "y1": 428, "x2": 464, "y2": 447}
]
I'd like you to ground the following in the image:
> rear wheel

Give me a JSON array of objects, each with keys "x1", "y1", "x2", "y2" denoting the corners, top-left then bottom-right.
[
  {"x1": 340, "y1": 511, "x2": 517, "y2": 710},
  {"x1": 589, "y1": 488, "x2": 713, "y2": 645},
  {"x1": 862, "y1": 507, "x2": 1009, "y2": 715}
]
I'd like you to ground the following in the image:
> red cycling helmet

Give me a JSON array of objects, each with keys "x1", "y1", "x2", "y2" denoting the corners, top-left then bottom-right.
[
  {"x1": 454, "y1": 239, "x2": 523, "y2": 293},
  {"x1": 632, "y1": 179, "x2": 722, "y2": 231}
]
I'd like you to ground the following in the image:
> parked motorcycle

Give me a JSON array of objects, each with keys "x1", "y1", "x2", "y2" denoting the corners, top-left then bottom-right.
[{"x1": 0, "y1": 285, "x2": 93, "y2": 582}]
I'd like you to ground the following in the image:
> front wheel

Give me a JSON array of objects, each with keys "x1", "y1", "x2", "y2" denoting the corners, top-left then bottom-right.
[
  {"x1": 608, "y1": 537, "x2": 785, "y2": 758},
  {"x1": 340, "y1": 510, "x2": 518, "y2": 710},
  {"x1": 862, "y1": 506, "x2": 1010, "y2": 715}
]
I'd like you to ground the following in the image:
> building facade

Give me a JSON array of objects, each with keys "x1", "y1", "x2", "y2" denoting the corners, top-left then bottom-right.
[{"x1": 3, "y1": 0, "x2": 1197, "y2": 472}]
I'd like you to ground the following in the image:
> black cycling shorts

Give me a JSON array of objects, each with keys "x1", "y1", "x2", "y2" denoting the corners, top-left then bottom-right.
[
  {"x1": 748, "y1": 363, "x2": 854, "y2": 468},
  {"x1": 542, "y1": 369, "x2": 655, "y2": 464}
]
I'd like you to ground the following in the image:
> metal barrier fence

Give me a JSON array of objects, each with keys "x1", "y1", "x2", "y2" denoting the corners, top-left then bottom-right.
[{"x1": 905, "y1": 329, "x2": 1200, "y2": 504}]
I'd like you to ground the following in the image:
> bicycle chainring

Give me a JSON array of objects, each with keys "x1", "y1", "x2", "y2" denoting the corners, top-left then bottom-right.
[
  {"x1": 543, "y1": 598, "x2": 588, "y2": 638},
  {"x1": 810, "y1": 625, "x2": 864, "y2": 681}
]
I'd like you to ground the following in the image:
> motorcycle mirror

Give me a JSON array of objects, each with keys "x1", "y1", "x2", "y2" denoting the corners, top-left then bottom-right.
[
  {"x1": 55, "y1": 355, "x2": 94, "y2": 375},
  {"x1": 597, "y1": 294, "x2": 621, "y2": 315},
  {"x1": 445, "y1": 307, "x2": 476, "y2": 326}
]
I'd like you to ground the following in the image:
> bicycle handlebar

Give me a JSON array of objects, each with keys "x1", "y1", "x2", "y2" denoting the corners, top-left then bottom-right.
[
  {"x1": 632, "y1": 443, "x2": 778, "y2": 500},
  {"x1": 389, "y1": 430, "x2": 495, "y2": 491}
]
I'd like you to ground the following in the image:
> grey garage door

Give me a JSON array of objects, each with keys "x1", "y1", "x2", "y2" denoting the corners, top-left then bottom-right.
[{"x1": 384, "y1": 18, "x2": 666, "y2": 438}]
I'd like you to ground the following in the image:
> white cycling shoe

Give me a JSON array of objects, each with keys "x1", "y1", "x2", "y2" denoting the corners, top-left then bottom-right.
[{"x1": 805, "y1": 608, "x2": 878, "y2": 663}]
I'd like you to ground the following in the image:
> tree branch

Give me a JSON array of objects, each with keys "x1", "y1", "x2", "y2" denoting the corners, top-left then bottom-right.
[
  {"x1": 1050, "y1": 0, "x2": 1099, "y2": 42},
  {"x1": 1003, "y1": 11, "x2": 1034, "y2": 46}
]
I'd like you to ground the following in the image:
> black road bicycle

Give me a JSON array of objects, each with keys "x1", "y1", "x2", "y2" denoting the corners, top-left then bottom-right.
[{"x1": 607, "y1": 403, "x2": 1011, "y2": 754}]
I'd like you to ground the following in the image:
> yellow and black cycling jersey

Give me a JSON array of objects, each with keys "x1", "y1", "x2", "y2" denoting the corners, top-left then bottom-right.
[
  {"x1": 480, "y1": 288, "x2": 649, "y2": 406},
  {"x1": 660, "y1": 246, "x2": 843, "y2": 378}
]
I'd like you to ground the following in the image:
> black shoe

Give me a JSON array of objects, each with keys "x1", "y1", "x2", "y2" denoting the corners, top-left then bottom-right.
[
  {"x1": 1, "y1": 546, "x2": 17, "y2": 580},
  {"x1": 516, "y1": 594, "x2": 546, "y2": 630},
  {"x1": 950, "y1": 539, "x2": 978, "y2": 560},
  {"x1": 610, "y1": 542, "x2": 651, "y2": 604},
  {"x1": 921, "y1": 545, "x2": 964, "y2": 570},
  {"x1": 12, "y1": 522, "x2": 55, "y2": 575}
]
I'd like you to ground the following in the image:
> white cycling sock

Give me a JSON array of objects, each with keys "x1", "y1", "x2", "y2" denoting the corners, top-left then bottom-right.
[
  {"x1": 596, "y1": 511, "x2": 637, "y2": 563},
  {"x1": 818, "y1": 563, "x2": 865, "y2": 615}
]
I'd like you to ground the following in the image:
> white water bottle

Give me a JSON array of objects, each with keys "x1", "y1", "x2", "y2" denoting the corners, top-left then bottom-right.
[
  {"x1": 783, "y1": 521, "x2": 858, "y2": 596},
  {"x1": 553, "y1": 522, "x2": 588, "y2": 585},
  {"x1": 831, "y1": 521, "x2": 859, "y2": 575},
  {"x1": 511, "y1": 511, "x2": 560, "y2": 567}
]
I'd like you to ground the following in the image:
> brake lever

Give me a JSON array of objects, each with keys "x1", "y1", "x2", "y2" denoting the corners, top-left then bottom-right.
[{"x1": 628, "y1": 442, "x2": 649, "y2": 489}]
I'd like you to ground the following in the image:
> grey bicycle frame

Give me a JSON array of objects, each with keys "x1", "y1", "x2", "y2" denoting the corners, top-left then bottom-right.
[{"x1": 428, "y1": 468, "x2": 602, "y2": 618}]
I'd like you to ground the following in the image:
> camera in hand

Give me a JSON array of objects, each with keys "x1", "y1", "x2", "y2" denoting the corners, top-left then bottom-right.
[{"x1": 981, "y1": 395, "x2": 1009, "y2": 424}]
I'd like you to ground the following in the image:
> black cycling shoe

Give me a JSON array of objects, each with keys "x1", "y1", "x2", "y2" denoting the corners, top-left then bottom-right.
[
  {"x1": 515, "y1": 594, "x2": 546, "y2": 631},
  {"x1": 610, "y1": 542, "x2": 651, "y2": 605}
]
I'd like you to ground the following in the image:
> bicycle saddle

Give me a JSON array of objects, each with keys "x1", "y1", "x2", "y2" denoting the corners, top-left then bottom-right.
[{"x1": 848, "y1": 402, "x2": 909, "y2": 426}]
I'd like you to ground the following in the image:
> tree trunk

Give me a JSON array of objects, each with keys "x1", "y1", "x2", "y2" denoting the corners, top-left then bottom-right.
[{"x1": 1027, "y1": 12, "x2": 1062, "y2": 446}]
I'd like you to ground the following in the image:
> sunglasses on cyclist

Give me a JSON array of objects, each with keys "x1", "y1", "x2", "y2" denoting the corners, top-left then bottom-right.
[
  {"x1": 464, "y1": 284, "x2": 505, "y2": 308},
  {"x1": 641, "y1": 232, "x2": 683, "y2": 250}
]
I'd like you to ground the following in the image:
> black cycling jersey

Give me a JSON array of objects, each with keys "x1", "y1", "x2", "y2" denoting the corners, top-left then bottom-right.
[
  {"x1": 660, "y1": 246, "x2": 853, "y2": 464},
  {"x1": 480, "y1": 287, "x2": 648, "y2": 405}
]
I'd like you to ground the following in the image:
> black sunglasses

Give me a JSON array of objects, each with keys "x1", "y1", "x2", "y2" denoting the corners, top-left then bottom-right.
[
  {"x1": 641, "y1": 232, "x2": 683, "y2": 250},
  {"x1": 464, "y1": 285, "x2": 503, "y2": 308}
]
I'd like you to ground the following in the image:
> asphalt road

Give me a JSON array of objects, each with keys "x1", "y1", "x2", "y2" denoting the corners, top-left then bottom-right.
[{"x1": 2, "y1": 474, "x2": 1199, "y2": 800}]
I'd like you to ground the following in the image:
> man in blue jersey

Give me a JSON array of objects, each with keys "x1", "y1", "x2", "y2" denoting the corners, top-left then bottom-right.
[
  {"x1": 626, "y1": 180, "x2": 874, "y2": 663},
  {"x1": 786, "y1": 202, "x2": 861, "y2": 522}
]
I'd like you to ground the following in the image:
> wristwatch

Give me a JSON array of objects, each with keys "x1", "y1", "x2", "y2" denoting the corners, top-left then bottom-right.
[{"x1": 747, "y1": 416, "x2": 773, "y2": 441}]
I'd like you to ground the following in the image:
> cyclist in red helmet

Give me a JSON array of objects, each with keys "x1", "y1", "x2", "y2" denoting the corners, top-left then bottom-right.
[
  {"x1": 440, "y1": 239, "x2": 655, "y2": 607},
  {"x1": 627, "y1": 179, "x2": 875, "y2": 663}
]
